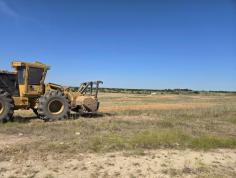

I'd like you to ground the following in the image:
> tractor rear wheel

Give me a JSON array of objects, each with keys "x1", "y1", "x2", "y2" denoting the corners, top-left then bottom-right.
[
  {"x1": 37, "y1": 90, "x2": 70, "y2": 121},
  {"x1": 0, "y1": 89, "x2": 14, "y2": 123}
]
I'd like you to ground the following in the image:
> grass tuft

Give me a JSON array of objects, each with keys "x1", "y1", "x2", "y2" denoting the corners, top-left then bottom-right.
[{"x1": 190, "y1": 136, "x2": 236, "y2": 149}]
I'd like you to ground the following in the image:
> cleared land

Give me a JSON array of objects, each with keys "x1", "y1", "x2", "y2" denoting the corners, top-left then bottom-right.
[{"x1": 0, "y1": 93, "x2": 236, "y2": 178}]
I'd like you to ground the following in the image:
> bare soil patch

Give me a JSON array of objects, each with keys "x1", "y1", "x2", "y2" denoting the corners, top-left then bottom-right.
[
  {"x1": 0, "y1": 148, "x2": 235, "y2": 178},
  {"x1": 0, "y1": 134, "x2": 34, "y2": 148}
]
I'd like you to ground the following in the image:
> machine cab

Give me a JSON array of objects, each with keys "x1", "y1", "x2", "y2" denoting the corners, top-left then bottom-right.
[{"x1": 11, "y1": 61, "x2": 49, "y2": 97}]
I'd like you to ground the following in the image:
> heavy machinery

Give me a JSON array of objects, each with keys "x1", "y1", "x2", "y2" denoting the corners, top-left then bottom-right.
[{"x1": 0, "y1": 61, "x2": 103, "y2": 122}]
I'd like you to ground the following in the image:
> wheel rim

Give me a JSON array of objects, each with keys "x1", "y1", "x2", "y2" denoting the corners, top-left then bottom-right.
[
  {"x1": 0, "y1": 100, "x2": 4, "y2": 115},
  {"x1": 48, "y1": 99, "x2": 64, "y2": 115}
]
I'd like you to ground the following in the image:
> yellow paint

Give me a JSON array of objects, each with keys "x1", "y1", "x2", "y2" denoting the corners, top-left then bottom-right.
[
  {"x1": 0, "y1": 100, "x2": 4, "y2": 114},
  {"x1": 19, "y1": 85, "x2": 26, "y2": 96},
  {"x1": 13, "y1": 97, "x2": 29, "y2": 109}
]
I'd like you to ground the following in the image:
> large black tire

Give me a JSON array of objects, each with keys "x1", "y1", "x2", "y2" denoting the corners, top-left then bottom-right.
[
  {"x1": 37, "y1": 90, "x2": 70, "y2": 121},
  {"x1": 0, "y1": 89, "x2": 14, "y2": 123}
]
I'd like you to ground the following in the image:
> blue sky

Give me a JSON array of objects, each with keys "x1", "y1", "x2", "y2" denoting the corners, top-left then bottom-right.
[{"x1": 0, "y1": 0, "x2": 235, "y2": 90}]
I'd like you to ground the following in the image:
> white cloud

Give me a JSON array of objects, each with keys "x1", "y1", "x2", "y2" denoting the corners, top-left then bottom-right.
[{"x1": 0, "y1": 0, "x2": 18, "y2": 18}]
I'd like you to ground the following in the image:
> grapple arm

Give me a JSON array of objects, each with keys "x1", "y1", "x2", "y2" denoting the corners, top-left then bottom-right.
[{"x1": 79, "y1": 81, "x2": 103, "y2": 98}]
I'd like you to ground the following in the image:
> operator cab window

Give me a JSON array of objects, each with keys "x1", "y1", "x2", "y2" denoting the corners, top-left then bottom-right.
[
  {"x1": 17, "y1": 67, "x2": 25, "y2": 85},
  {"x1": 28, "y1": 67, "x2": 44, "y2": 85}
]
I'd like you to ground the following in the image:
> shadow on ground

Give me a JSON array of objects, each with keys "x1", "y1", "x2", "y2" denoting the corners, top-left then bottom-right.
[
  {"x1": 12, "y1": 112, "x2": 114, "y2": 123},
  {"x1": 13, "y1": 116, "x2": 38, "y2": 123}
]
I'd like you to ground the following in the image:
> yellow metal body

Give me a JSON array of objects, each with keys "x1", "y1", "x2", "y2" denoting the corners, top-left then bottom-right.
[
  {"x1": 11, "y1": 61, "x2": 49, "y2": 109},
  {"x1": 13, "y1": 96, "x2": 29, "y2": 109},
  {"x1": 10, "y1": 61, "x2": 100, "y2": 113},
  {"x1": 12, "y1": 61, "x2": 49, "y2": 98}
]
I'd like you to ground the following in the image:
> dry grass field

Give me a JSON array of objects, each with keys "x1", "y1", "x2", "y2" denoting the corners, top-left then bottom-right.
[{"x1": 0, "y1": 92, "x2": 236, "y2": 178}]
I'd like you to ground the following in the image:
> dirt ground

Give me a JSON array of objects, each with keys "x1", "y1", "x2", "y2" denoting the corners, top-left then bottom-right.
[
  {"x1": 100, "y1": 102, "x2": 216, "y2": 112},
  {"x1": 0, "y1": 133, "x2": 235, "y2": 178},
  {"x1": 0, "y1": 93, "x2": 236, "y2": 178}
]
